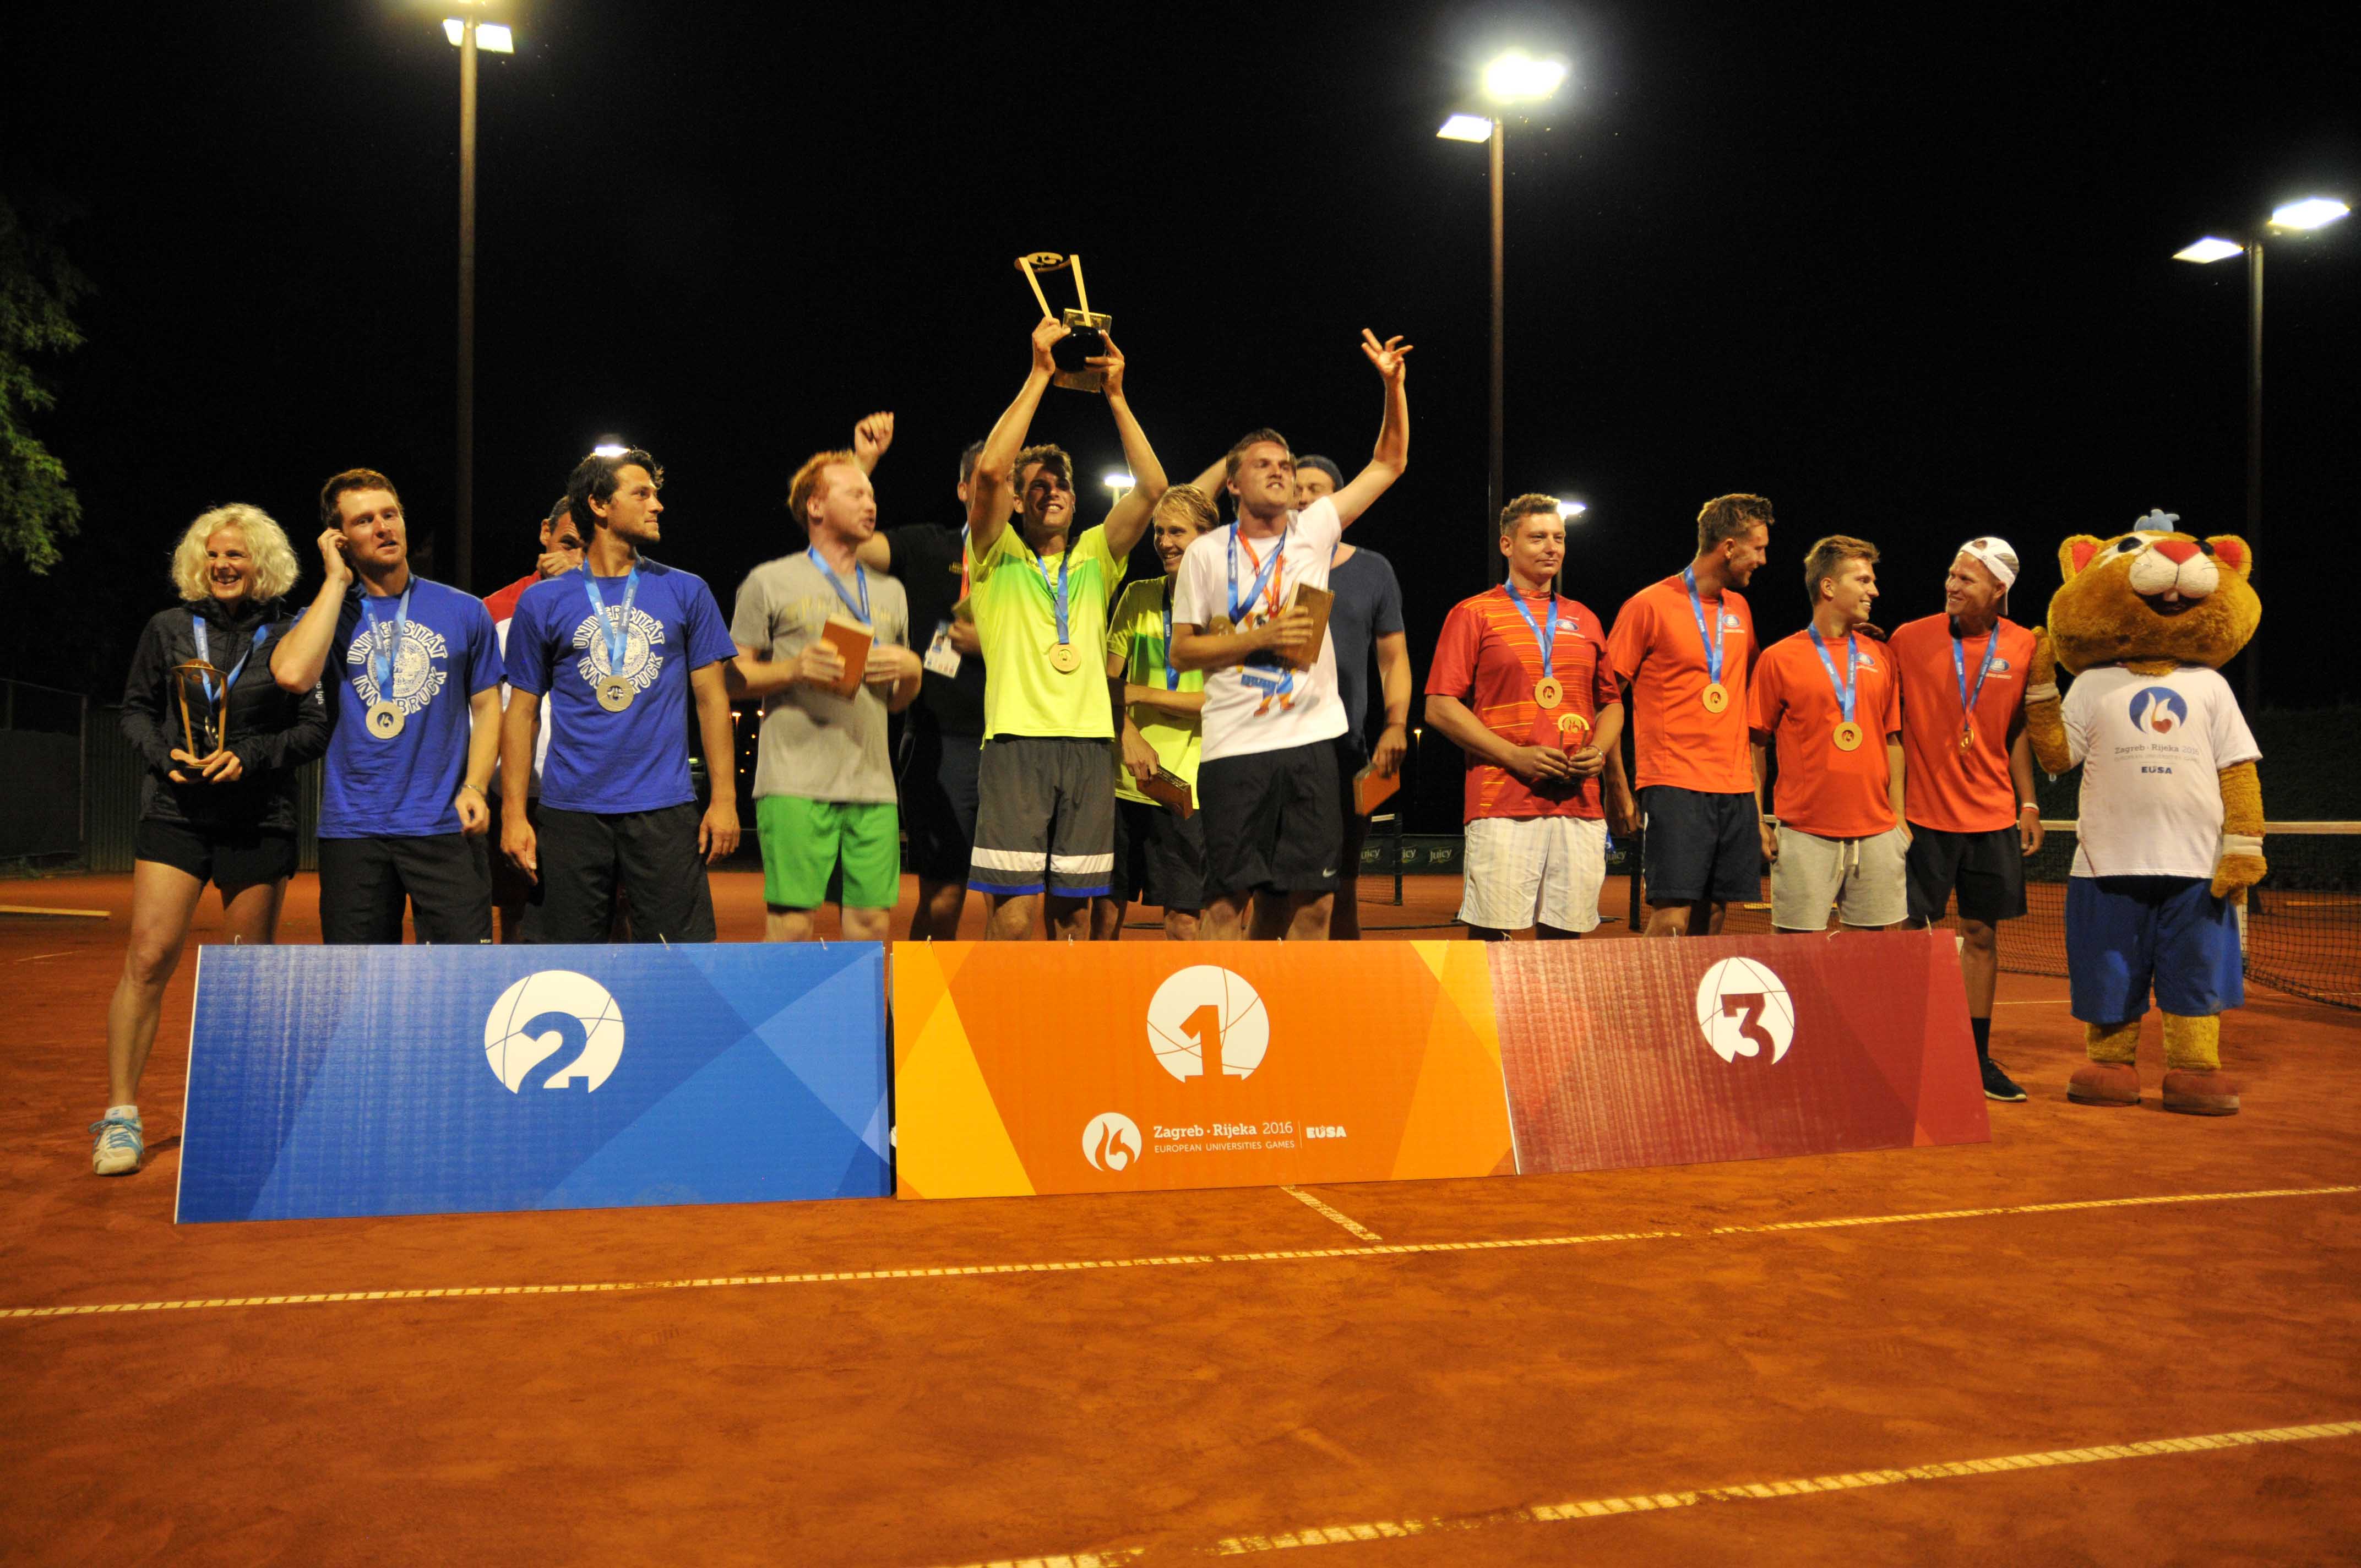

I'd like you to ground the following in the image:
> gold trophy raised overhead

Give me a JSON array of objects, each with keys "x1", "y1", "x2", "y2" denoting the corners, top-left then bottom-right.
[
  {"x1": 170, "y1": 658, "x2": 230, "y2": 758},
  {"x1": 1015, "y1": 251, "x2": 1111, "y2": 393}
]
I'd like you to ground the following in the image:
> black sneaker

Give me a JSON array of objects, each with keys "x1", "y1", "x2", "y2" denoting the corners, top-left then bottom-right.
[{"x1": 1982, "y1": 1058, "x2": 2028, "y2": 1103}]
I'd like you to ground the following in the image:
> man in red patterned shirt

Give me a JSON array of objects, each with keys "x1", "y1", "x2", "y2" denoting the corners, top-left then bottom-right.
[{"x1": 1424, "y1": 495, "x2": 1623, "y2": 938}]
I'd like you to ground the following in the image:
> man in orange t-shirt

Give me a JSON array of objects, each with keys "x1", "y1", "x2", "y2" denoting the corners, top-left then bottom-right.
[
  {"x1": 1606, "y1": 493, "x2": 1772, "y2": 935},
  {"x1": 1889, "y1": 536, "x2": 2043, "y2": 1102},
  {"x1": 1749, "y1": 535, "x2": 1907, "y2": 932},
  {"x1": 1426, "y1": 496, "x2": 1624, "y2": 939}
]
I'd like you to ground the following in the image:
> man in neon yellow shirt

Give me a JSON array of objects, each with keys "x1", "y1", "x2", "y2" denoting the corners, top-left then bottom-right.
[
  {"x1": 966, "y1": 317, "x2": 1168, "y2": 939},
  {"x1": 1094, "y1": 486, "x2": 1216, "y2": 941}
]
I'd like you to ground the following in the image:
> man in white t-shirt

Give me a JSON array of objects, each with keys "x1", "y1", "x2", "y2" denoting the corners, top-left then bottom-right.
[{"x1": 1172, "y1": 330, "x2": 1411, "y2": 939}]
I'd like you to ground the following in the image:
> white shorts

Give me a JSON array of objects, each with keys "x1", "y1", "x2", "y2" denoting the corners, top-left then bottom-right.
[
  {"x1": 1770, "y1": 823, "x2": 1908, "y2": 930},
  {"x1": 1459, "y1": 815, "x2": 1608, "y2": 933}
]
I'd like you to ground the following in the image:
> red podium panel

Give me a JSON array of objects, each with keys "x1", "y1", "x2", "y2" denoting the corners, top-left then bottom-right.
[{"x1": 1489, "y1": 929, "x2": 1988, "y2": 1174}]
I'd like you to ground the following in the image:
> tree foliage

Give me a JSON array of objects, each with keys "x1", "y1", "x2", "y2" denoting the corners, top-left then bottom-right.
[{"x1": 0, "y1": 190, "x2": 90, "y2": 574}]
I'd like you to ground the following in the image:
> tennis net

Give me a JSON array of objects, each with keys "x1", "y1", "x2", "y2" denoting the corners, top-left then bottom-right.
[{"x1": 1993, "y1": 820, "x2": 2361, "y2": 1011}]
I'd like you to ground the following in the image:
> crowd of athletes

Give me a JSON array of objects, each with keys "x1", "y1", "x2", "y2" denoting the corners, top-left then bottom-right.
[{"x1": 89, "y1": 317, "x2": 2052, "y2": 1176}]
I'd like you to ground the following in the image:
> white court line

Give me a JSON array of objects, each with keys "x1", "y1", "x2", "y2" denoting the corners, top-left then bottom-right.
[
  {"x1": 1196, "y1": 1419, "x2": 2361, "y2": 1557},
  {"x1": 1991, "y1": 998, "x2": 2071, "y2": 1006},
  {"x1": 1281, "y1": 1185, "x2": 1383, "y2": 1242},
  {"x1": 2, "y1": 1185, "x2": 2350, "y2": 1322},
  {"x1": 9, "y1": 950, "x2": 72, "y2": 963}
]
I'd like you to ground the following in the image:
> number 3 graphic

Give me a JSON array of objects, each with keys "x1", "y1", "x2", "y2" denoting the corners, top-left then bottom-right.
[{"x1": 1720, "y1": 993, "x2": 1773, "y2": 1058}]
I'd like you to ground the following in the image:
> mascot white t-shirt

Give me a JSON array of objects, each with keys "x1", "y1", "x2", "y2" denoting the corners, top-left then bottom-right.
[{"x1": 2062, "y1": 665, "x2": 2260, "y2": 879}]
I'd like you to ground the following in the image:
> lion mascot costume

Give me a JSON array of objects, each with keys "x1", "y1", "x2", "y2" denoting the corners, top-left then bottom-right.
[{"x1": 2023, "y1": 510, "x2": 2262, "y2": 1115}]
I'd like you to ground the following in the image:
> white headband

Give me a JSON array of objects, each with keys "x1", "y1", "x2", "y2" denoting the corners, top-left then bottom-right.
[{"x1": 1957, "y1": 536, "x2": 2020, "y2": 590}]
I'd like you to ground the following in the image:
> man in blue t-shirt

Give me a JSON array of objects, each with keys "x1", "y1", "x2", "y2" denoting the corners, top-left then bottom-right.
[
  {"x1": 271, "y1": 467, "x2": 503, "y2": 943},
  {"x1": 499, "y1": 447, "x2": 741, "y2": 943}
]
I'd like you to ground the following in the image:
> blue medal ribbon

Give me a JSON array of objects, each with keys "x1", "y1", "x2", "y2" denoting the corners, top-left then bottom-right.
[
  {"x1": 1160, "y1": 580, "x2": 1179, "y2": 692},
  {"x1": 1504, "y1": 586, "x2": 1562, "y2": 682},
  {"x1": 1033, "y1": 544, "x2": 1071, "y2": 646},
  {"x1": 808, "y1": 547, "x2": 871, "y2": 623},
  {"x1": 1952, "y1": 629, "x2": 1996, "y2": 741},
  {"x1": 355, "y1": 579, "x2": 414, "y2": 703},
  {"x1": 581, "y1": 563, "x2": 641, "y2": 684},
  {"x1": 190, "y1": 612, "x2": 268, "y2": 709},
  {"x1": 1810, "y1": 630, "x2": 1860, "y2": 724},
  {"x1": 1683, "y1": 566, "x2": 1727, "y2": 685},
  {"x1": 1227, "y1": 524, "x2": 1288, "y2": 625}
]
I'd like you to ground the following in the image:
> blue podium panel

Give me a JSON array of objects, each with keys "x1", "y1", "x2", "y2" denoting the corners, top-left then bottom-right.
[{"x1": 177, "y1": 944, "x2": 890, "y2": 1223}]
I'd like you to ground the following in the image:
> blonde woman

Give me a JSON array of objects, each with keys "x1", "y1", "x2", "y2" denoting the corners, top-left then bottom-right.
[{"x1": 95, "y1": 504, "x2": 327, "y2": 1176}]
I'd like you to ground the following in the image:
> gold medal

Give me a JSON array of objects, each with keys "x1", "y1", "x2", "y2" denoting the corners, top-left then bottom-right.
[
  {"x1": 1047, "y1": 641, "x2": 1081, "y2": 674},
  {"x1": 1701, "y1": 681, "x2": 1729, "y2": 714},
  {"x1": 1209, "y1": 615, "x2": 1234, "y2": 636},
  {"x1": 596, "y1": 676, "x2": 635, "y2": 712},
  {"x1": 1534, "y1": 677, "x2": 1563, "y2": 710},
  {"x1": 1832, "y1": 721, "x2": 1864, "y2": 752},
  {"x1": 1960, "y1": 720, "x2": 1977, "y2": 752},
  {"x1": 366, "y1": 701, "x2": 405, "y2": 740}
]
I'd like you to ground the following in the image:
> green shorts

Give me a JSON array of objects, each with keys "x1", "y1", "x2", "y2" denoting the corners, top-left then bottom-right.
[{"x1": 756, "y1": 796, "x2": 901, "y2": 911}]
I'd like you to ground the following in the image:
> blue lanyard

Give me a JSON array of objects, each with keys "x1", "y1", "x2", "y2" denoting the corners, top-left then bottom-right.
[
  {"x1": 1952, "y1": 629, "x2": 1996, "y2": 731},
  {"x1": 1032, "y1": 544, "x2": 1071, "y2": 645},
  {"x1": 1504, "y1": 586, "x2": 1562, "y2": 676},
  {"x1": 1160, "y1": 580, "x2": 1179, "y2": 691},
  {"x1": 1809, "y1": 630, "x2": 1859, "y2": 722},
  {"x1": 581, "y1": 564, "x2": 641, "y2": 676},
  {"x1": 807, "y1": 548, "x2": 869, "y2": 622},
  {"x1": 1683, "y1": 567, "x2": 1726, "y2": 684},
  {"x1": 1227, "y1": 525, "x2": 1288, "y2": 623},
  {"x1": 356, "y1": 579, "x2": 414, "y2": 697},
  {"x1": 191, "y1": 614, "x2": 267, "y2": 706}
]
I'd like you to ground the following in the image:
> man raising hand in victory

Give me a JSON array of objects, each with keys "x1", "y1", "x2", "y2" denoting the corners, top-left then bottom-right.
[{"x1": 964, "y1": 318, "x2": 1168, "y2": 939}]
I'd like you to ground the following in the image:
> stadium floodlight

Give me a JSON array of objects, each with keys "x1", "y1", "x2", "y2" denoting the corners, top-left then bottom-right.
[
  {"x1": 591, "y1": 443, "x2": 629, "y2": 458},
  {"x1": 1103, "y1": 471, "x2": 1134, "y2": 492},
  {"x1": 445, "y1": 18, "x2": 513, "y2": 52},
  {"x1": 1483, "y1": 51, "x2": 1567, "y2": 104},
  {"x1": 2173, "y1": 237, "x2": 2245, "y2": 264},
  {"x1": 2270, "y1": 197, "x2": 2349, "y2": 231},
  {"x1": 1437, "y1": 113, "x2": 1495, "y2": 143},
  {"x1": 1557, "y1": 500, "x2": 1587, "y2": 520}
]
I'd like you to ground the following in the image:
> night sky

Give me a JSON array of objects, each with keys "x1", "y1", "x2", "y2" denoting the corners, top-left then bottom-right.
[{"x1": 6, "y1": 3, "x2": 2355, "y2": 830}]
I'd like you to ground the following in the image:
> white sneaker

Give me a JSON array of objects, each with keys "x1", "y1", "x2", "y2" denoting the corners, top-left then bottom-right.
[{"x1": 91, "y1": 1112, "x2": 144, "y2": 1176}]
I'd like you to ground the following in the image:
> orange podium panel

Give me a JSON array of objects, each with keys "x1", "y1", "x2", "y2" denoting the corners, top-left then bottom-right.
[{"x1": 892, "y1": 942, "x2": 1515, "y2": 1199}]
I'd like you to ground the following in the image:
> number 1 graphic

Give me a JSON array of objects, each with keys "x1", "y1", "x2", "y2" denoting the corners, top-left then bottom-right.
[{"x1": 1182, "y1": 1004, "x2": 1225, "y2": 1081}]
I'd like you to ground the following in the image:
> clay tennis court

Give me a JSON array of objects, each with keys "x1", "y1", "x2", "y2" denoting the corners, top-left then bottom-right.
[{"x1": 4, "y1": 873, "x2": 2357, "y2": 1566}]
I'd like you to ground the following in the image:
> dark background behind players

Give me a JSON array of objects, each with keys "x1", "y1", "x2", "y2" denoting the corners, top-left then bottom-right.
[{"x1": 4, "y1": 3, "x2": 2353, "y2": 833}]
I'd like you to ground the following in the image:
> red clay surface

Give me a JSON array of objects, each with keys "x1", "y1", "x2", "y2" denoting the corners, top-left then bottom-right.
[{"x1": 3, "y1": 871, "x2": 2357, "y2": 1566}]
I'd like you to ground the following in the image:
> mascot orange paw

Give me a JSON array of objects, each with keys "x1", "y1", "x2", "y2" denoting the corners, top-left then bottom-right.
[
  {"x1": 2211, "y1": 852, "x2": 2266, "y2": 901},
  {"x1": 2068, "y1": 1061, "x2": 2142, "y2": 1107},
  {"x1": 2161, "y1": 1068, "x2": 2242, "y2": 1117}
]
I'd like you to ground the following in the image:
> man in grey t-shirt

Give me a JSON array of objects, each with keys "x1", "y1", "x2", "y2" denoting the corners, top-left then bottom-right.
[{"x1": 726, "y1": 449, "x2": 921, "y2": 941}]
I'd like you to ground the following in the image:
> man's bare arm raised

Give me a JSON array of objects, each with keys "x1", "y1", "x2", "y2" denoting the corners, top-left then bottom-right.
[
  {"x1": 1090, "y1": 335, "x2": 1168, "y2": 558},
  {"x1": 1330, "y1": 330, "x2": 1413, "y2": 527},
  {"x1": 967, "y1": 319, "x2": 1064, "y2": 551}
]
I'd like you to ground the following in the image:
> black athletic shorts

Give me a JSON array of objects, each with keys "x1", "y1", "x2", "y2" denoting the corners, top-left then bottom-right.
[
  {"x1": 1333, "y1": 734, "x2": 1373, "y2": 884},
  {"x1": 317, "y1": 832, "x2": 493, "y2": 945},
  {"x1": 520, "y1": 803, "x2": 716, "y2": 944},
  {"x1": 1906, "y1": 823, "x2": 2029, "y2": 925},
  {"x1": 898, "y1": 720, "x2": 982, "y2": 886},
  {"x1": 970, "y1": 736, "x2": 1116, "y2": 900},
  {"x1": 133, "y1": 818, "x2": 296, "y2": 901},
  {"x1": 1198, "y1": 739, "x2": 1343, "y2": 901},
  {"x1": 1113, "y1": 796, "x2": 1207, "y2": 912},
  {"x1": 1638, "y1": 785, "x2": 1760, "y2": 906}
]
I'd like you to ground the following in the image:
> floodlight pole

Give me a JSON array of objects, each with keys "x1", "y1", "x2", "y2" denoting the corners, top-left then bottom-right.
[
  {"x1": 2242, "y1": 240, "x2": 2262, "y2": 713},
  {"x1": 1487, "y1": 121, "x2": 1506, "y2": 587},
  {"x1": 455, "y1": 18, "x2": 478, "y2": 594}
]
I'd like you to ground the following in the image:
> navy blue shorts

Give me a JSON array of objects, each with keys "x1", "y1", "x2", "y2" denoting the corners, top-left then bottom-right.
[
  {"x1": 1639, "y1": 785, "x2": 1760, "y2": 906},
  {"x1": 2065, "y1": 874, "x2": 2243, "y2": 1023}
]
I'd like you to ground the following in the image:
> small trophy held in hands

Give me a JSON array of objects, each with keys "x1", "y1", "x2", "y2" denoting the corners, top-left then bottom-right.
[
  {"x1": 1015, "y1": 251, "x2": 1111, "y2": 393},
  {"x1": 171, "y1": 659, "x2": 229, "y2": 757}
]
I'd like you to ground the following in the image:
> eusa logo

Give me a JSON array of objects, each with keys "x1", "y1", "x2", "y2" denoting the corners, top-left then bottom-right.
[
  {"x1": 483, "y1": 971, "x2": 627, "y2": 1092},
  {"x1": 2127, "y1": 686, "x2": 2190, "y2": 737}
]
